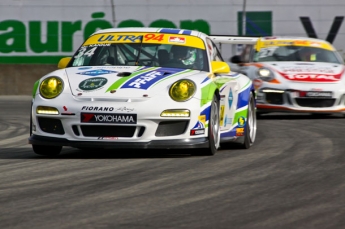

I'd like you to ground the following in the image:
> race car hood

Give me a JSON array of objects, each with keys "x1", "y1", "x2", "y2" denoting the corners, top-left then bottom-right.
[
  {"x1": 263, "y1": 62, "x2": 345, "y2": 83},
  {"x1": 65, "y1": 66, "x2": 203, "y2": 97}
]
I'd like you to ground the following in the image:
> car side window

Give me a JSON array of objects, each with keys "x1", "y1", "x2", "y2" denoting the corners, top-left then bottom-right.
[{"x1": 206, "y1": 38, "x2": 224, "y2": 62}]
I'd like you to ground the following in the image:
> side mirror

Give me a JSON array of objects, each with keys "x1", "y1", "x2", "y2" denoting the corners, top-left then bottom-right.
[
  {"x1": 211, "y1": 61, "x2": 230, "y2": 74},
  {"x1": 230, "y1": 55, "x2": 243, "y2": 64},
  {"x1": 58, "y1": 57, "x2": 72, "y2": 69}
]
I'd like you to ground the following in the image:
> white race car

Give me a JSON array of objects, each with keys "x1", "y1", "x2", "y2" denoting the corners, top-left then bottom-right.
[
  {"x1": 28, "y1": 27, "x2": 257, "y2": 156},
  {"x1": 227, "y1": 36, "x2": 345, "y2": 115}
]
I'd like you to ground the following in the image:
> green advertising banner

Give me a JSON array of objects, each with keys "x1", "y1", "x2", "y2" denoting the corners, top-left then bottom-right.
[{"x1": 238, "y1": 11, "x2": 272, "y2": 36}]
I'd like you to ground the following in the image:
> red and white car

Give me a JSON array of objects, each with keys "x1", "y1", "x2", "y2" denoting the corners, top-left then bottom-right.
[{"x1": 225, "y1": 36, "x2": 345, "y2": 115}]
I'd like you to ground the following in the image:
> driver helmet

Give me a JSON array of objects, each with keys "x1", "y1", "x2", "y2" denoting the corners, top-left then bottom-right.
[
  {"x1": 170, "y1": 45, "x2": 196, "y2": 65},
  {"x1": 299, "y1": 49, "x2": 317, "y2": 61}
]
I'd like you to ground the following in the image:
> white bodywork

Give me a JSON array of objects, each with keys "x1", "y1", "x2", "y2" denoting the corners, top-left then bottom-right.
[{"x1": 29, "y1": 28, "x2": 255, "y2": 151}]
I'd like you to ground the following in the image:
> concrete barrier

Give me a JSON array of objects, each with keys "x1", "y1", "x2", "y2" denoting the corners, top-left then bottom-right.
[{"x1": 0, "y1": 64, "x2": 57, "y2": 95}]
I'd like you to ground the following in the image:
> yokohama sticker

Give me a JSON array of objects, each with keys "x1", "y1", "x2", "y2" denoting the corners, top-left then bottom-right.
[{"x1": 81, "y1": 113, "x2": 137, "y2": 124}]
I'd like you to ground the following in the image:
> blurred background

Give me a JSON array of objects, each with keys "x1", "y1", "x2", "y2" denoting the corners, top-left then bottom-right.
[{"x1": 0, "y1": 0, "x2": 344, "y2": 95}]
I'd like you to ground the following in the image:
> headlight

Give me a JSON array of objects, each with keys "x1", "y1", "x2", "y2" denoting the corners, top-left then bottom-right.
[
  {"x1": 257, "y1": 68, "x2": 274, "y2": 81},
  {"x1": 36, "y1": 106, "x2": 59, "y2": 115},
  {"x1": 39, "y1": 77, "x2": 64, "y2": 99},
  {"x1": 169, "y1": 79, "x2": 196, "y2": 102}
]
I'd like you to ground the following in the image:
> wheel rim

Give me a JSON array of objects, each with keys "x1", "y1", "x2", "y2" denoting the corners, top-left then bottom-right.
[
  {"x1": 210, "y1": 99, "x2": 220, "y2": 149},
  {"x1": 247, "y1": 98, "x2": 257, "y2": 143}
]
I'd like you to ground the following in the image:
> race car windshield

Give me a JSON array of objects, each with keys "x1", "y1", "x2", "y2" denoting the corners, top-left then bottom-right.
[
  {"x1": 69, "y1": 43, "x2": 209, "y2": 71},
  {"x1": 254, "y1": 46, "x2": 343, "y2": 64}
]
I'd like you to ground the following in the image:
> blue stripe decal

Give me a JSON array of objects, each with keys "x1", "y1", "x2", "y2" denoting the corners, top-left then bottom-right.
[
  {"x1": 237, "y1": 85, "x2": 251, "y2": 109},
  {"x1": 230, "y1": 72, "x2": 240, "y2": 77},
  {"x1": 220, "y1": 85, "x2": 226, "y2": 93},
  {"x1": 120, "y1": 68, "x2": 185, "y2": 90},
  {"x1": 201, "y1": 105, "x2": 211, "y2": 122},
  {"x1": 201, "y1": 77, "x2": 210, "y2": 84},
  {"x1": 159, "y1": 29, "x2": 183, "y2": 34},
  {"x1": 182, "y1": 30, "x2": 192, "y2": 35},
  {"x1": 220, "y1": 128, "x2": 237, "y2": 138}
]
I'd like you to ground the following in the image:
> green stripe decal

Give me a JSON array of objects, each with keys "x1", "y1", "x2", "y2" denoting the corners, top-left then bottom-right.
[
  {"x1": 105, "y1": 67, "x2": 157, "y2": 92},
  {"x1": 233, "y1": 109, "x2": 248, "y2": 125}
]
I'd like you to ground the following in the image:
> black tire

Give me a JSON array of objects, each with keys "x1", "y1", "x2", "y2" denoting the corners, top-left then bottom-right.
[
  {"x1": 32, "y1": 145, "x2": 62, "y2": 156},
  {"x1": 241, "y1": 93, "x2": 257, "y2": 149},
  {"x1": 197, "y1": 94, "x2": 220, "y2": 156}
]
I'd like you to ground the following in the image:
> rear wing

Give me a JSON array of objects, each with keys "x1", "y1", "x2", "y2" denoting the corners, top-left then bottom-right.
[
  {"x1": 209, "y1": 36, "x2": 259, "y2": 63},
  {"x1": 209, "y1": 36, "x2": 259, "y2": 45}
]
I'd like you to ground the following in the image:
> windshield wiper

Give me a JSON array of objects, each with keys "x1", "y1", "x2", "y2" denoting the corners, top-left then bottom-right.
[{"x1": 134, "y1": 35, "x2": 144, "y2": 66}]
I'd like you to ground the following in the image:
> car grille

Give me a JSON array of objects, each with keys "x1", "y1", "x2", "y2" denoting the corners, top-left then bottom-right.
[
  {"x1": 295, "y1": 98, "x2": 336, "y2": 107},
  {"x1": 265, "y1": 92, "x2": 284, "y2": 105},
  {"x1": 37, "y1": 117, "x2": 65, "y2": 135},
  {"x1": 79, "y1": 125, "x2": 139, "y2": 137},
  {"x1": 155, "y1": 121, "x2": 189, "y2": 136}
]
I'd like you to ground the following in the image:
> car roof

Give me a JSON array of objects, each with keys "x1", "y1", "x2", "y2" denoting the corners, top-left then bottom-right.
[
  {"x1": 92, "y1": 27, "x2": 208, "y2": 39},
  {"x1": 260, "y1": 36, "x2": 331, "y2": 44},
  {"x1": 257, "y1": 36, "x2": 335, "y2": 51}
]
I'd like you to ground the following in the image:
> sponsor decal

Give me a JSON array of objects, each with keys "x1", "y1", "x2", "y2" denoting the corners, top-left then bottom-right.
[
  {"x1": 120, "y1": 68, "x2": 184, "y2": 89},
  {"x1": 236, "y1": 128, "x2": 244, "y2": 136},
  {"x1": 78, "y1": 77, "x2": 108, "y2": 91},
  {"x1": 81, "y1": 113, "x2": 137, "y2": 124},
  {"x1": 224, "y1": 115, "x2": 232, "y2": 127},
  {"x1": 115, "y1": 107, "x2": 135, "y2": 112},
  {"x1": 87, "y1": 43, "x2": 111, "y2": 47},
  {"x1": 81, "y1": 106, "x2": 135, "y2": 112},
  {"x1": 280, "y1": 73, "x2": 342, "y2": 82},
  {"x1": 98, "y1": 137, "x2": 118, "y2": 140},
  {"x1": 82, "y1": 106, "x2": 114, "y2": 111},
  {"x1": 310, "y1": 42, "x2": 322, "y2": 47},
  {"x1": 299, "y1": 91, "x2": 333, "y2": 98},
  {"x1": 198, "y1": 115, "x2": 206, "y2": 125},
  {"x1": 192, "y1": 121, "x2": 205, "y2": 129},
  {"x1": 238, "y1": 116, "x2": 246, "y2": 127},
  {"x1": 280, "y1": 66, "x2": 335, "y2": 74},
  {"x1": 169, "y1": 36, "x2": 186, "y2": 43},
  {"x1": 77, "y1": 69, "x2": 117, "y2": 76},
  {"x1": 294, "y1": 40, "x2": 309, "y2": 45},
  {"x1": 190, "y1": 128, "x2": 205, "y2": 136},
  {"x1": 228, "y1": 89, "x2": 233, "y2": 109},
  {"x1": 220, "y1": 105, "x2": 225, "y2": 126},
  {"x1": 97, "y1": 33, "x2": 165, "y2": 43}
]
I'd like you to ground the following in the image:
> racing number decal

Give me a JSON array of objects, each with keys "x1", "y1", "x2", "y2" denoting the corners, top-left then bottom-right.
[
  {"x1": 258, "y1": 47, "x2": 277, "y2": 58},
  {"x1": 144, "y1": 34, "x2": 164, "y2": 42}
]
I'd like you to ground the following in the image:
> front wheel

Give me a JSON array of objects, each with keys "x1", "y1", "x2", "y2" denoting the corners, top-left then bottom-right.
[
  {"x1": 32, "y1": 145, "x2": 62, "y2": 156},
  {"x1": 197, "y1": 94, "x2": 220, "y2": 156}
]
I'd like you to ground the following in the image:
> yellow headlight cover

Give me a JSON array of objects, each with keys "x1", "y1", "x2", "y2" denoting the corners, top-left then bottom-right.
[
  {"x1": 39, "y1": 77, "x2": 64, "y2": 99},
  {"x1": 169, "y1": 79, "x2": 196, "y2": 102}
]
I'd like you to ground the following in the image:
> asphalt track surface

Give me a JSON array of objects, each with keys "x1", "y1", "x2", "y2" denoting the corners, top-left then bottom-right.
[{"x1": 0, "y1": 96, "x2": 345, "y2": 229}]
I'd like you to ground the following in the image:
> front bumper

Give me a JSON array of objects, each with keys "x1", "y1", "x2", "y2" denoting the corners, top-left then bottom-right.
[
  {"x1": 28, "y1": 134, "x2": 209, "y2": 149},
  {"x1": 256, "y1": 87, "x2": 345, "y2": 113}
]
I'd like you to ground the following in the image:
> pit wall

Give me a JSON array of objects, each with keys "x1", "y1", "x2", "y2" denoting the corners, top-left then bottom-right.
[{"x1": 0, "y1": 64, "x2": 56, "y2": 95}]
